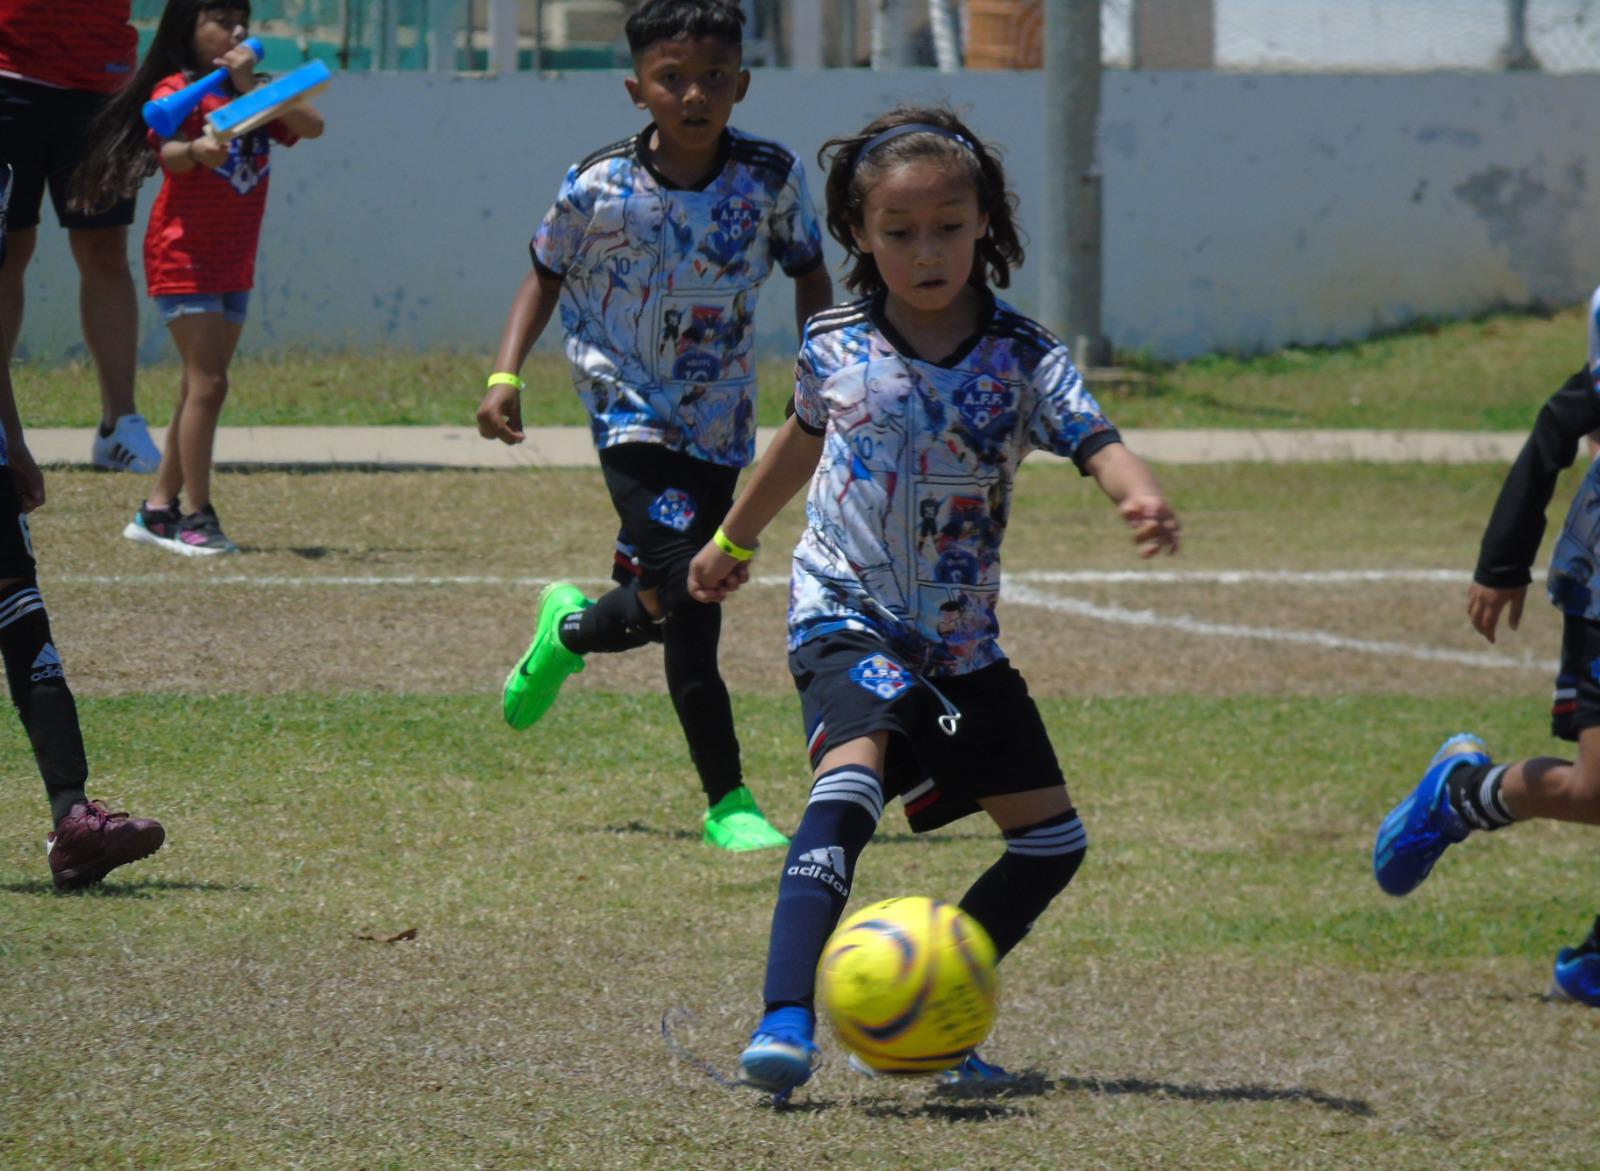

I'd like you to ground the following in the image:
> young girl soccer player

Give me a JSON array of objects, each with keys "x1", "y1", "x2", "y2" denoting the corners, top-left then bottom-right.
[
  {"x1": 687, "y1": 107, "x2": 1181, "y2": 1094},
  {"x1": 73, "y1": 1, "x2": 323, "y2": 555}
]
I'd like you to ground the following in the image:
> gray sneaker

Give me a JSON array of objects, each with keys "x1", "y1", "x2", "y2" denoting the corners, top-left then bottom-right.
[{"x1": 175, "y1": 505, "x2": 239, "y2": 556}]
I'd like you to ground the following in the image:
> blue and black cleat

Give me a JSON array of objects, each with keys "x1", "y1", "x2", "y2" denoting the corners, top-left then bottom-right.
[{"x1": 1373, "y1": 733, "x2": 1488, "y2": 897}]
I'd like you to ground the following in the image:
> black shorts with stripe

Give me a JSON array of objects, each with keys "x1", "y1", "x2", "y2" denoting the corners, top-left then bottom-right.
[
  {"x1": 1552, "y1": 612, "x2": 1600, "y2": 741},
  {"x1": 789, "y1": 628, "x2": 1065, "y2": 833},
  {"x1": 598, "y1": 442, "x2": 739, "y2": 594},
  {"x1": 0, "y1": 472, "x2": 37, "y2": 579}
]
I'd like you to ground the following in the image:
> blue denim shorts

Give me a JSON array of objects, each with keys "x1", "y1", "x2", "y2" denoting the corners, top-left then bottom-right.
[{"x1": 155, "y1": 291, "x2": 251, "y2": 325}]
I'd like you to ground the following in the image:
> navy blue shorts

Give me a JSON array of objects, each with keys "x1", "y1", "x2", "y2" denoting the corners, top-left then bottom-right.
[
  {"x1": 0, "y1": 77, "x2": 136, "y2": 231},
  {"x1": 598, "y1": 442, "x2": 739, "y2": 596},
  {"x1": 790, "y1": 628, "x2": 1066, "y2": 832},
  {"x1": 1552, "y1": 612, "x2": 1600, "y2": 741}
]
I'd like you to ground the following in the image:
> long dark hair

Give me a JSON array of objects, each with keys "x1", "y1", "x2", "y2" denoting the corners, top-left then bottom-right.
[
  {"x1": 70, "y1": 0, "x2": 252, "y2": 213},
  {"x1": 818, "y1": 106, "x2": 1024, "y2": 298}
]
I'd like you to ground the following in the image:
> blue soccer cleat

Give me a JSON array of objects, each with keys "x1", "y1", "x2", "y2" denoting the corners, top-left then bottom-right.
[
  {"x1": 739, "y1": 1006, "x2": 818, "y2": 1097},
  {"x1": 939, "y1": 1050, "x2": 1016, "y2": 1085},
  {"x1": 1553, "y1": 946, "x2": 1600, "y2": 1007},
  {"x1": 847, "y1": 1049, "x2": 1015, "y2": 1085},
  {"x1": 1373, "y1": 733, "x2": 1488, "y2": 897}
]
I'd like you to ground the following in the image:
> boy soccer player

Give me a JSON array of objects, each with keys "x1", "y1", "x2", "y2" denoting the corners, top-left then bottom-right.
[
  {"x1": 0, "y1": 164, "x2": 165, "y2": 889},
  {"x1": 475, "y1": 0, "x2": 833, "y2": 851},
  {"x1": 1373, "y1": 283, "x2": 1600, "y2": 1004}
]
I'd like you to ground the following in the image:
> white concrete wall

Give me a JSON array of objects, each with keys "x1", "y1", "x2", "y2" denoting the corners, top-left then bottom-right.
[{"x1": 14, "y1": 68, "x2": 1600, "y2": 365}]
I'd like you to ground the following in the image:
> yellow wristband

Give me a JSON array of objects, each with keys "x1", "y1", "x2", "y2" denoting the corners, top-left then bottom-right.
[
  {"x1": 712, "y1": 527, "x2": 756, "y2": 562},
  {"x1": 486, "y1": 371, "x2": 525, "y2": 390}
]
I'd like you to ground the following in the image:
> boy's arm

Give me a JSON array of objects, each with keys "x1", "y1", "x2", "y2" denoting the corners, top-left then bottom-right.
[
  {"x1": 1083, "y1": 441, "x2": 1180, "y2": 558},
  {"x1": 0, "y1": 320, "x2": 44, "y2": 513},
  {"x1": 1469, "y1": 368, "x2": 1600, "y2": 641},
  {"x1": 791, "y1": 265, "x2": 833, "y2": 339},
  {"x1": 688, "y1": 415, "x2": 824, "y2": 602},
  {"x1": 475, "y1": 267, "x2": 564, "y2": 445},
  {"x1": 1475, "y1": 369, "x2": 1600, "y2": 588}
]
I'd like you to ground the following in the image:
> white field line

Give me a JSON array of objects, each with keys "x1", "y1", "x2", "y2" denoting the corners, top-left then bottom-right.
[
  {"x1": 54, "y1": 567, "x2": 1478, "y2": 589},
  {"x1": 1004, "y1": 581, "x2": 1554, "y2": 673},
  {"x1": 53, "y1": 566, "x2": 1553, "y2": 673}
]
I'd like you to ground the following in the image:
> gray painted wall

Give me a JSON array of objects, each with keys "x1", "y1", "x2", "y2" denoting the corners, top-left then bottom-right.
[{"x1": 13, "y1": 68, "x2": 1600, "y2": 365}]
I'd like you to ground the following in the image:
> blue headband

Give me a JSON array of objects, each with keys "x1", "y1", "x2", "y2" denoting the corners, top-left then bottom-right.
[{"x1": 851, "y1": 122, "x2": 977, "y2": 174}]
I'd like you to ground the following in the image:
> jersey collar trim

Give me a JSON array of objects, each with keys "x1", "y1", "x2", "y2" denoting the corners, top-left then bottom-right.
[
  {"x1": 868, "y1": 285, "x2": 996, "y2": 368},
  {"x1": 633, "y1": 123, "x2": 734, "y2": 192}
]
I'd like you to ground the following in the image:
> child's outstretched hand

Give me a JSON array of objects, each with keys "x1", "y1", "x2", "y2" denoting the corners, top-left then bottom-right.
[
  {"x1": 475, "y1": 382, "x2": 524, "y2": 444},
  {"x1": 688, "y1": 542, "x2": 751, "y2": 604},
  {"x1": 1120, "y1": 493, "x2": 1181, "y2": 557},
  {"x1": 1467, "y1": 581, "x2": 1525, "y2": 644}
]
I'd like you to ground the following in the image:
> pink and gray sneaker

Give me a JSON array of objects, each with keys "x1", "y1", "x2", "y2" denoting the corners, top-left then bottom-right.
[
  {"x1": 176, "y1": 504, "x2": 239, "y2": 556},
  {"x1": 122, "y1": 501, "x2": 183, "y2": 551},
  {"x1": 47, "y1": 799, "x2": 166, "y2": 891}
]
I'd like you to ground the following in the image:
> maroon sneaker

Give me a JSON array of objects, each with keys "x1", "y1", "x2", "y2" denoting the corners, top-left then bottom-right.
[{"x1": 47, "y1": 800, "x2": 166, "y2": 891}]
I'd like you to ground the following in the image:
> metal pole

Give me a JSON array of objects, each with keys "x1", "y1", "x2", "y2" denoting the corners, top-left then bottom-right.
[
  {"x1": 1044, "y1": 0, "x2": 1107, "y2": 367},
  {"x1": 1501, "y1": 0, "x2": 1539, "y2": 70},
  {"x1": 377, "y1": 0, "x2": 400, "y2": 69},
  {"x1": 794, "y1": 0, "x2": 824, "y2": 68},
  {"x1": 338, "y1": 0, "x2": 352, "y2": 69},
  {"x1": 489, "y1": 0, "x2": 519, "y2": 74},
  {"x1": 427, "y1": 0, "x2": 452, "y2": 70},
  {"x1": 927, "y1": 0, "x2": 960, "y2": 71},
  {"x1": 871, "y1": 0, "x2": 912, "y2": 68}
]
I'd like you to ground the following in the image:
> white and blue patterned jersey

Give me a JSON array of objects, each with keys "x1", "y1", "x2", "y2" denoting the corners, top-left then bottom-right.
[
  {"x1": 787, "y1": 290, "x2": 1122, "y2": 676},
  {"x1": 531, "y1": 124, "x2": 825, "y2": 468},
  {"x1": 1544, "y1": 285, "x2": 1600, "y2": 616}
]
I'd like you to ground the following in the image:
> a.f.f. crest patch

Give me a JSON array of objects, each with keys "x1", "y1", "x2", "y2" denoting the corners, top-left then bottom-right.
[
  {"x1": 849, "y1": 652, "x2": 913, "y2": 701},
  {"x1": 648, "y1": 488, "x2": 697, "y2": 533}
]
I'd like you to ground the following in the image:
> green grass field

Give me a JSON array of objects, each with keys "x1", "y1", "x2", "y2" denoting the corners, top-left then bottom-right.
[
  {"x1": 3, "y1": 451, "x2": 1599, "y2": 1168},
  {"x1": 8, "y1": 302, "x2": 1588, "y2": 431}
]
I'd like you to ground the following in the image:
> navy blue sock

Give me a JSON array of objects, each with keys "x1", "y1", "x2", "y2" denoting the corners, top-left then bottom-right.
[
  {"x1": 761, "y1": 764, "x2": 884, "y2": 1010},
  {"x1": 959, "y1": 809, "x2": 1087, "y2": 961}
]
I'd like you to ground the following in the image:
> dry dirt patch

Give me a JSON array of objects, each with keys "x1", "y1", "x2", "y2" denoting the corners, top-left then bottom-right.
[{"x1": 27, "y1": 468, "x2": 1548, "y2": 701}]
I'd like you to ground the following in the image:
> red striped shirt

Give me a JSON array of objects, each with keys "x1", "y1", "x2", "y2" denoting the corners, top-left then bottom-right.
[
  {"x1": 143, "y1": 73, "x2": 298, "y2": 296},
  {"x1": 0, "y1": 0, "x2": 135, "y2": 93}
]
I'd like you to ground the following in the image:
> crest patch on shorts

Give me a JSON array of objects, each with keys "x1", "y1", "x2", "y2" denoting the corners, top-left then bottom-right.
[
  {"x1": 850, "y1": 653, "x2": 912, "y2": 701},
  {"x1": 648, "y1": 488, "x2": 697, "y2": 533}
]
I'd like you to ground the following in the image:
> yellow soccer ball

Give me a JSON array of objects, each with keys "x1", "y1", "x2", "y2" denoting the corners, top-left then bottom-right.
[{"x1": 816, "y1": 896, "x2": 998, "y2": 1074}]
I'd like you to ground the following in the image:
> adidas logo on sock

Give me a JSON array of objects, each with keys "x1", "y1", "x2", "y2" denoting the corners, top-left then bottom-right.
[
  {"x1": 30, "y1": 642, "x2": 63, "y2": 683},
  {"x1": 798, "y1": 845, "x2": 847, "y2": 875},
  {"x1": 788, "y1": 845, "x2": 850, "y2": 897}
]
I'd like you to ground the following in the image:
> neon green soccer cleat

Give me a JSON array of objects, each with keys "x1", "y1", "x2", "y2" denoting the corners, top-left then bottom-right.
[
  {"x1": 703, "y1": 786, "x2": 790, "y2": 852},
  {"x1": 502, "y1": 582, "x2": 589, "y2": 730}
]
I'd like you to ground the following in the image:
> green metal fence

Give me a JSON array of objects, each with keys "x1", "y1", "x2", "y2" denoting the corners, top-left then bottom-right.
[{"x1": 128, "y1": 1, "x2": 631, "y2": 72}]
